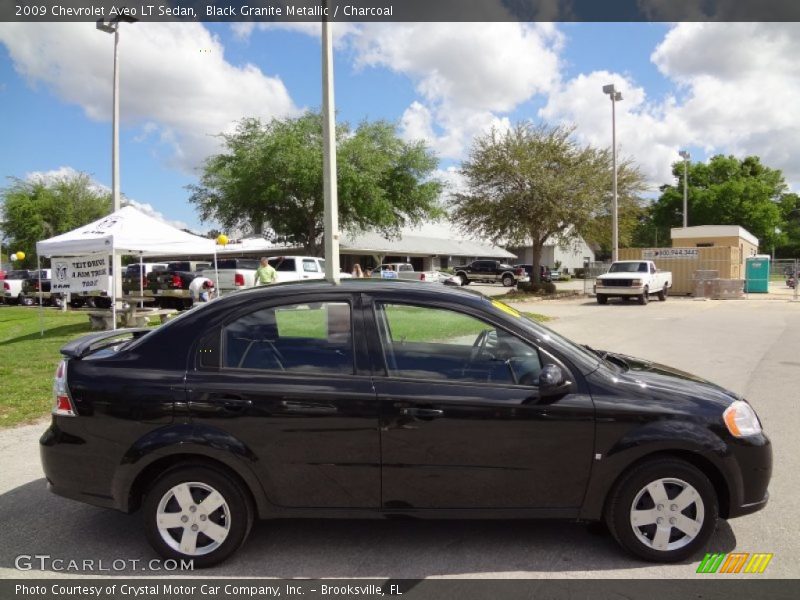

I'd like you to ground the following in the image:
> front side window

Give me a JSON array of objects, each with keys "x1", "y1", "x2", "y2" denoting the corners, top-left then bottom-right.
[
  {"x1": 375, "y1": 303, "x2": 542, "y2": 385},
  {"x1": 223, "y1": 302, "x2": 353, "y2": 374}
]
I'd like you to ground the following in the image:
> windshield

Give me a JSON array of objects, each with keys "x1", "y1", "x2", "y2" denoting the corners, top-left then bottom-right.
[
  {"x1": 609, "y1": 262, "x2": 647, "y2": 273},
  {"x1": 485, "y1": 297, "x2": 601, "y2": 373}
]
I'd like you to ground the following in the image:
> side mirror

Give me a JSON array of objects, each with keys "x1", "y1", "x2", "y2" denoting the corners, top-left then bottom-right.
[
  {"x1": 538, "y1": 364, "x2": 571, "y2": 398},
  {"x1": 539, "y1": 364, "x2": 565, "y2": 387}
]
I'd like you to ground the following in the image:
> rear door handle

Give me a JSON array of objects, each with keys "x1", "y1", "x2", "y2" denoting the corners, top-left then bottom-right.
[
  {"x1": 280, "y1": 400, "x2": 338, "y2": 414},
  {"x1": 401, "y1": 408, "x2": 444, "y2": 419}
]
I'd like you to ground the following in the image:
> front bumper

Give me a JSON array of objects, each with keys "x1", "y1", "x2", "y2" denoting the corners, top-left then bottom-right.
[{"x1": 594, "y1": 284, "x2": 646, "y2": 296}]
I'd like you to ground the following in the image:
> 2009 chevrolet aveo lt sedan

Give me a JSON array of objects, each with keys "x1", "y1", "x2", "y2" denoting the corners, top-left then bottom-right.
[{"x1": 41, "y1": 280, "x2": 771, "y2": 567}]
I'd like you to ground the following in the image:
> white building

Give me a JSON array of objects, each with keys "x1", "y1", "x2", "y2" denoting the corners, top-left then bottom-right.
[{"x1": 507, "y1": 235, "x2": 596, "y2": 273}]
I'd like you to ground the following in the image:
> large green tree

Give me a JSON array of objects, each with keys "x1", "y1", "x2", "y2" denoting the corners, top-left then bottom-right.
[
  {"x1": 188, "y1": 112, "x2": 443, "y2": 255},
  {"x1": 649, "y1": 155, "x2": 788, "y2": 250},
  {"x1": 1, "y1": 172, "x2": 111, "y2": 268},
  {"x1": 452, "y1": 123, "x2": 646, "y2": 280}
]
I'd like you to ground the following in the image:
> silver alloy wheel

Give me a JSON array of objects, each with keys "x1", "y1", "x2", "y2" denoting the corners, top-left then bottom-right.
[
  {"x1": 629, "y1": 477, "x2": 704, "y2": 552},
  {"x1": 156, "y1": 481, "x2": 231, "y2": 556}
]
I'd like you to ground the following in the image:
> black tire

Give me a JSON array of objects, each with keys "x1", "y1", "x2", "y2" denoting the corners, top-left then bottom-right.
[
  {"x1": 143, "y1": 465, "x2": 254, "y2": 568},
  {"x1": 658, "y1": 284, "x2": 668, "y2": 302},
  {"x1": 51, "y1": 296, "x2": 64, "y2": 308},
  {"x1": 69, "y1": 299, "x2": 86, "y2": 309},
  {"x1": 597, "y1": 294, "x2": 608, "y2": 305},
  {"x1": 501, "y1": 274, "x2": 515, "y2": 287},
  {"x1": 638, "y1": 287, "x2": 649, "y2": 305},
  {"x1": 20, "y1": 294, "x2": 34, "y2": 306},
  {"x1": 458, "y1": 273, "x2": 469, "y2": 286},
  {"x1": 605, "y1": 458, "x2": 718, "y2": 563}
]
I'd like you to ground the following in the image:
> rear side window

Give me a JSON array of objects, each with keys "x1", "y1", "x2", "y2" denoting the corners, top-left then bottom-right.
[
  {"x1": 222, "y1": 302, "x2": 353, "y2": 374},
  {"x1": 302, "y1": 259, "x2": 319, "y2": 272},
  {"x1": 269, "y1": 258, "x2": 297, "y2": 272}
]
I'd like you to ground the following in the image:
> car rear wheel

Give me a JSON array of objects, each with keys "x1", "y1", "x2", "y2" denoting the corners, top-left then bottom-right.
[
  {"x1": 20, "y1": 294, "x2": 34, "y2": 306},
  {"x1": 458, "y1": 274, "x2": 469, "y2": 286},
  {"x1": 143, "y1": 466, "x2": 253, "y2": 568},
  {"x1": 658, "y1": 285, "x2": 668, "y2": 301},
  {"x1": 596, "y1": 294, "x2": 608, "y2": 305},
  {"x1": 605, "y1": 458, "x2": 718, "y2": 562}
]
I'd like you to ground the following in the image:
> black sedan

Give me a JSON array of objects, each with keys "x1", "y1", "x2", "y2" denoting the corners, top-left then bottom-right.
[{"x1": 41, "y1": 280, "x2": 771, "y2": 567}]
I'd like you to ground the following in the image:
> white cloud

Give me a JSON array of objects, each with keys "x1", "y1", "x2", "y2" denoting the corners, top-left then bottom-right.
[
  {"x1": 540, "y1": 23, "x2": 800, "y2": 188},
  {"x1": 24, "y1": 166, "x2": 188, "y2": 229},
  {"x1": 0, "y1": 22, "x2": 299, "y2": 170},
  {"x1": 652, "y1": 23, "x2": 800, "y2": 178},
  {"x1": 350, "y1": 23, "x2": 563, "y2": 159}
]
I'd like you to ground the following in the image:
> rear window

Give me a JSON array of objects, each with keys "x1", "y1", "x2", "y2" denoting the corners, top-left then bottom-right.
[
  {"x1": 167, "y1": 262, "x2": 190, "y2": 272},
  {"x1": 215, "y1": 259, "x2": 260, "y2": 270},
  {"x1": 7, "y1": 270, "x2": 30, "y2": 279},
  {"x1": 269, "y1": 258, "x2": 297, "y2": 272}
]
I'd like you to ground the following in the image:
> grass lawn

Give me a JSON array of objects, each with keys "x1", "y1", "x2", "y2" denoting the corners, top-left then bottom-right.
[{"x1": 0, "y1": 306, "x2": 93, "y2": 427}]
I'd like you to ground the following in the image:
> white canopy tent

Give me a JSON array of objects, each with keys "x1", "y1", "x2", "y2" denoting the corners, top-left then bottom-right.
[{"x1": 36, "y1": 206, "x2": 218, "y2": 330}]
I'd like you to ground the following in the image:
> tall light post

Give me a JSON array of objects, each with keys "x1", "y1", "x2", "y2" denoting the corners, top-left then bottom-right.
[
  {"x1": 602, "y1": 84, "x2": 622, "y2": 262},
  {"x1": 321, "y1": 6, "x2": 340, "y2": 283},
  {"x1": 679, "y1": 150, "x2": 690, "y2": 228},
  {"x1": 96, "y1": 13, "x2": 137, "y2": 301}
]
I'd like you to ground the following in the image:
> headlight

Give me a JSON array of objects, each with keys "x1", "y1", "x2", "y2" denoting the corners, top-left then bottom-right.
[
  {"x1": 631, "y1": 279, "x2": 642, "y2": 286},
  {"x1": 723, "y1": 400, "x2": 762, "y2": 437}
]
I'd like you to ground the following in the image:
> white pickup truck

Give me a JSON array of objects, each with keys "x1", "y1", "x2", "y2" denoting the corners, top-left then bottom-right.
[
  {"x1": 595, "y1": 260, "x2": 672, "y2": 305},
  {"x1": 371, "y1": 263, "x2": 441, "y2": 282}
]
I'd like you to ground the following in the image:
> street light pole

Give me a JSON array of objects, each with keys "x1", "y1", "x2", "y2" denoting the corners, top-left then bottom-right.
[
  {"x1": 321, "y1": 8, "x2": 340, "y2": 284},
  {"x1": 97, "y1": 14, "x2": 136, "y2": 304},
  {"x1": 679, "y1": 150, "x2": 690, "y2": 228},
  {"x1": 602, "y1": 84, "x2": 622, "y2": 262}
]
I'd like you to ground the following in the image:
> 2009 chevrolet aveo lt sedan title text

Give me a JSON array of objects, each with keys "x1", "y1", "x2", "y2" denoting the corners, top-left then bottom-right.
[{"x1": 41, "y1": 280, "x2": 771, "y2": 567}]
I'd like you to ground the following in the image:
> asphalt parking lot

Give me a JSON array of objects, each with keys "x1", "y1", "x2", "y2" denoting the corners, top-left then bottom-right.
[{"x1": 0, "y1": 295, "x2": 797, "y2": 579}]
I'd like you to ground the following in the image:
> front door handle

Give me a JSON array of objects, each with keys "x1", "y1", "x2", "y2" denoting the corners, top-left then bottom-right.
[{"x1": 400, "y1": 407, "x2": 444, "y2": 419}]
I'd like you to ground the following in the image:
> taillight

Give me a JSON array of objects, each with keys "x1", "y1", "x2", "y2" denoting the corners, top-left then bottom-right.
[
  {"x1": 171, "y1": 274, "x2": 182, "y2": 288},
  {"x1": 234, "y1": 273, "x2": 245, "y2": 287},
  {"x1": 514, "y1": 268, "x2": 524, "y2": 276},
  {"x1": 52, "y1": 360, "x2": 76, "y2": 417},
  {"x1": 3, "y1": 282, "x2": 8, "y2": 291}
]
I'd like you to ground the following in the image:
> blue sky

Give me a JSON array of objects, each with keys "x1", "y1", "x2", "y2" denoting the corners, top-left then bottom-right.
[{"x1": 1, "y1": 22, "x2": 797, "y2": 233}]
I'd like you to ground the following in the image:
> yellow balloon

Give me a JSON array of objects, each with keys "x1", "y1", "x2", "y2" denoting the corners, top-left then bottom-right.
[
  {"x1": 216, "y1": 234, "x2": 229, "y2": 246},
  {"x1": 16, "y1": 251, "x2": 25, "y2": 260}
]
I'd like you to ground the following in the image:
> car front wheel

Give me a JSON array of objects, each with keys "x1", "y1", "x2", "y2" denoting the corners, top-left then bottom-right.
[
  {"x1": 597, "y1": 294, "x2": 608, "y2": 305},
  {"x1": 638, "y1": 287, "x2": 649, "y2": 305},
  {"x1": 605, "y1": 458, "x2": 718, "y2": 562},
  {"x1": 143, "y1": 466, "x2": 253, "y2": 568},
  {"x1": 502, "y1": 274, "x2": 515, "y2": 287},
  {"x1": 458, "y1": 274, "x2": 469, "y2": 286}
]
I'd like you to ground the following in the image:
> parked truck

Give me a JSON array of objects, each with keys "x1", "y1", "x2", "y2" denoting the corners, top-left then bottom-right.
[
  {"x1": 454, "y1": 260, "x2": 527, "y2": 287},
  {"x1": 371, "y1": 263, "x2": 441, "y2": 282},
  {"x1": 594, "y1": 260, "x2": 672, "y2": 305}
]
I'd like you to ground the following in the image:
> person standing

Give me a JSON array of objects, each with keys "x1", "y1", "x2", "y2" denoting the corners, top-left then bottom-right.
[
  {"x1": 351, "y1": 264, "x2": 364, "y2": 278},
  {"x1": 255, "y1": 257, "x2": 278, "y2": 285}
]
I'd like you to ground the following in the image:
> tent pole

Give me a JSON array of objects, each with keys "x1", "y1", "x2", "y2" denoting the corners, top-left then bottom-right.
[
  {"x1": 139, "y1": 251, "x2": 143, "y2": 308},
  {"x1": 214, "y1": 248, "x2": 220, "y2": 298},
  {"x1": 38, "y1": 255, "x2": 44, "y2": 337},
  {"x1": 111, "y1": 244, "x2": 117, "y2": 331}
]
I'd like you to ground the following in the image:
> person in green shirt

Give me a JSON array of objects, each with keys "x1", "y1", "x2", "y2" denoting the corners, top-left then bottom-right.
[{"x1": 255, "y1": 257, "x2": 278, "y2": 285}]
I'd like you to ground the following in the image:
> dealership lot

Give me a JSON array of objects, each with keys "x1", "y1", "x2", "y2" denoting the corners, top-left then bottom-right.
[{"x1": 0, "y1": 296, "x2": 797, "y2": 578}]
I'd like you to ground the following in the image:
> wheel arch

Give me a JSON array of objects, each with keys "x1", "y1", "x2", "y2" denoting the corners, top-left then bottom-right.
[
  {"x1": 126, "y1": 453, "x2": 263, "y2": 517},
  {"x1": 597, "y1": 449, "x2": 731, "y2": 521}
]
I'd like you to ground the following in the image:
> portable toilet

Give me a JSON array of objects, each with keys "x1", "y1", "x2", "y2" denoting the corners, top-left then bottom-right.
[{"x1": 745, "y1": 255, "x2": 771, "y2": 293}]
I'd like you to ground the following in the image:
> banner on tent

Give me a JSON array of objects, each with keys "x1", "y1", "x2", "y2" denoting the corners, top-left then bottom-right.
[{"x1": 52, "y1": 254, "x2": 110, "y2": 293}]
